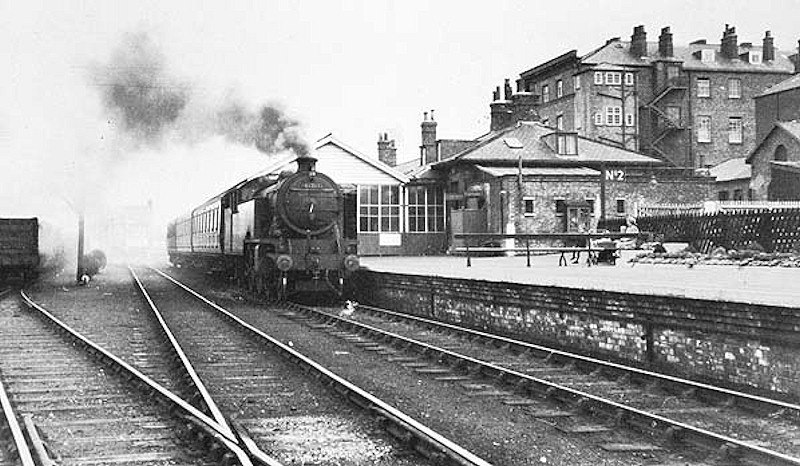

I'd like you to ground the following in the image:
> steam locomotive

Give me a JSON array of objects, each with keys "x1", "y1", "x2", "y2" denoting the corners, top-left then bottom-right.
[{"x1": 166, "y1": 155, "x2": 359, "y2": 298}]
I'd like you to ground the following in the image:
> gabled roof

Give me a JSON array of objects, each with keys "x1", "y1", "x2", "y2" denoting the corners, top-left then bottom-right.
[
  {"x1": 581, "y1": 39, "x2": 795, "y2": 73},
  {"x1": 708, "y1": 157, "x2": 750, "y2": 182},
  {"x1": 747, "y1": 121, "x2": 800, "y2": 163},
  {"x1": 434, "y1": 122, "x2": 661, "y2": 167},
  {"x1": 314, "y1": 133, "x2": 410, "y2": 183},
  {"x1": 759, "y1": 74, "x2": 800, "y2": 97}
]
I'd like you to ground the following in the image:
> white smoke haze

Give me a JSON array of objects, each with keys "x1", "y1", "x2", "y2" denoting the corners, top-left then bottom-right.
[{"x1": 2, "y1": 28, "x2": 309, "y2": 265}]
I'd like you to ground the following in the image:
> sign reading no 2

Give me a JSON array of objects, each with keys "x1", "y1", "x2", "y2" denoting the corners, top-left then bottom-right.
[{"x1": 605, "y1": 169, "x2": 626, "y2": 181}]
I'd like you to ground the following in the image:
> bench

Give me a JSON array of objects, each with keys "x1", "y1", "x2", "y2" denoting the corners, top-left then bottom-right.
[{"x1": 453, "y1": 246, "x2": 616, "y2": 267}]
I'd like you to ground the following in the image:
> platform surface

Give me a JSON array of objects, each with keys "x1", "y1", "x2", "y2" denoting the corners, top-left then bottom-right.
[{"x1": 360, "y1": 253, "x2": 800, "y2": 308}]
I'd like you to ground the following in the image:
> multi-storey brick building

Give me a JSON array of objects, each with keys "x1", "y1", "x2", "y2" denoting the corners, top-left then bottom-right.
[{"x1": 494, "y1": 25, "x2": 797, "y2": 169}]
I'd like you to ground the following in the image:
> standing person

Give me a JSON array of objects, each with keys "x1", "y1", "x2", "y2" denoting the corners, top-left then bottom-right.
[
  {"x1": 571, "y1": 223, "x2": 586, "y2": 264},
  {"x1": 619, "y1": 216, "x2": 639, "y2": 249}
]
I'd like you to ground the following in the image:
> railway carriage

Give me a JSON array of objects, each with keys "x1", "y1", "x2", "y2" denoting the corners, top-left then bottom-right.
[{"x1": 167, "y1": 155, "x2": 359, "y2": 298}]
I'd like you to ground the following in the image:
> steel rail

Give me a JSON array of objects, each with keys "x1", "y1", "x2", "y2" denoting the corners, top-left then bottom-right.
[
  {"x1": 129, "y1": 266, "x2": 284, "y2": 466},
  {"x1": 357, "y1": 304, "x2": 800, "y2": 414},
  {"x1": 0, "y1": 370, "x2": 36, "y2": 466},
  {"x1": 286, "y1": 301, "x2": 800, "y2": 466},
  {"x1": 153, "y1": 267, "x2": 495, "y2": 466},
  {"x1": 18, "y1": 291, "x2": 255, "y2": 466}
]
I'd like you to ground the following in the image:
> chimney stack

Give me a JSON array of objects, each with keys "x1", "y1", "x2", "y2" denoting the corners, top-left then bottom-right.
[
  {"x1": 721, "y1": 25, "x2": 739, "y2": 59},
  {"x1": 420, "y1": 111, "x2": 438, "y2": 165},
  {"x1": 763, "y1": 30, "x2": 775, "y2": 61},
  {"x1": 630, "y1": 25, "x2": 647, "y2": 57},
  {"x1": 377, "y1": 133, "x2": 397, "y2": 167},
  {"x1": 658, "y1": 26, "x2": 673, "y2": 57}
]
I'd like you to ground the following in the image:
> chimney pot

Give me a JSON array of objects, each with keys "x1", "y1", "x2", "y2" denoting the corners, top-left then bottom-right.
[
  {"x1": 763, "y1": 30, "x2": 775, "y2": 61},
  {"x1": 630, "y1": 25, "x2": 647, "y2": 57},
  {"x1": 721, "y1": 24, "x2": 738, "y2": 59},
  {"x1": 658, "y1": 26, "x2": 673, "y2": 57}
]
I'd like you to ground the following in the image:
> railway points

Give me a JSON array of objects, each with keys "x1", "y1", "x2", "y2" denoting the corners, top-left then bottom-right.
[
  {"x1": 166, "y1": 266, "x2": 713, "y2": 466},
  {"x1": 0, "y1": 291, "x2": 248, "y2": 466}
]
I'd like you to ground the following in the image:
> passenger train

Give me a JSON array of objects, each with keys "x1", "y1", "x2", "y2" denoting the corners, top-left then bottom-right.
[{"x1": 166, "y1": 155, "x2": 359, "y2": 299}]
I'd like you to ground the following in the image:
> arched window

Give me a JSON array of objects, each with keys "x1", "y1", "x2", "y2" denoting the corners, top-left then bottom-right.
[{"x1": 774, "y1": 144, "x2": 788, "y2": 162}]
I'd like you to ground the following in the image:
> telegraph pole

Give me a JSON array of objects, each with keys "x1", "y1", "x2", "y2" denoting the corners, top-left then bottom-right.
[{"x1": 76, "y1": 211, "x2": 85, "y2": 282}]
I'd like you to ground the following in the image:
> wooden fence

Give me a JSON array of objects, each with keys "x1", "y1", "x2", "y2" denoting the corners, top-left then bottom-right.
[{"x1": 599, "y1": 207, "x2": 800, "y2": 253}]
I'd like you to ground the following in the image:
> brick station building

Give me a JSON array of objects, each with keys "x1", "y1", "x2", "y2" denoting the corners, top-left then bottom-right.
[
  {"x1": 748, "y1": 75, "x2": 800, "y2": 200},
  {"x1": 429, "y1": 121, "x2": 712, "y2": 242},
  {"x1": 497, "y1": 24, "x2": 797, "y2": 170}
]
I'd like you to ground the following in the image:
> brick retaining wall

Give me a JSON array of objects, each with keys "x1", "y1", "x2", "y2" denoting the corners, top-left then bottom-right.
[{"x1": 355, "y1": 270, "x2": 800, "y2": 397}]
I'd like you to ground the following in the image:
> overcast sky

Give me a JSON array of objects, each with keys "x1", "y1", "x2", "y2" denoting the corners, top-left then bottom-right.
[{"x1": 2, "y1": 0, "x2": 799, "y2": 230}]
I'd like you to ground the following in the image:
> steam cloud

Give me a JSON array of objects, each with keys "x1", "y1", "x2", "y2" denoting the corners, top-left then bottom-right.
[
  {"x1": 96, "y1": 32, "x2": 189, "y2": 142},
  {"x1": 93, "y1": 31, "x2": 309, "y2": 156}
]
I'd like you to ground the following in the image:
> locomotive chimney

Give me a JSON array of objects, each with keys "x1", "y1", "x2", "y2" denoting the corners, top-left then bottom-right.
[{"x1": 296, "y1": 155, "x2": 317, "y2": 173}]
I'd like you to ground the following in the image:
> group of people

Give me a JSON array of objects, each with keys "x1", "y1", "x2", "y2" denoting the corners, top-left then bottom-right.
[{"x1": 569, "y1": 216, "x2": 640, "y2": 264}]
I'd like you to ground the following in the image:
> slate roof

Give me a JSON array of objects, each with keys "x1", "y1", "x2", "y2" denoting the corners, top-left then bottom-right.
[
  {"x1": 708, "y1": 157, "x2": 751, "y2": 182},
  {"x1": 476, "y1": 166, "x2": 600, "y2": 177},
  {"x1": 437, "y1": 122, "x2": 661, "y2": 166},
  {"x1": 759, "y1": 74, "x2": 800, "y2": 97},
  {"x1": 747, "y1": 121, "x2": 800, "y2": 163},
  {"x1": 582, "y1": 39, "x2": 795, "y2": 74}
]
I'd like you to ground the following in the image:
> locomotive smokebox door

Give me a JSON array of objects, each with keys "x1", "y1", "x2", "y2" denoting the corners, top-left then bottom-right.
[{"x1": 277, "y1": 157, "x2": 341, "y2": 236}]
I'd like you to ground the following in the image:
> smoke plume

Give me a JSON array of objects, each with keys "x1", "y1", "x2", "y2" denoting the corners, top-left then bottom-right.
[
  {"x1": 94, "y1": 32, "x2": 189, "y2": 143},
  {"x1": 93, "y1": 31, "x2": 309, "y2": 156}
]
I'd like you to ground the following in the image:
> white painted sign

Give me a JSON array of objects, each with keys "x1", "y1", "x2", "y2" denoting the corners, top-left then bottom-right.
[
  {"x1": 379, "y1": 233, "x2": 402, "y2": 246},
  {"x1": 605, "y1": 169, "x2": 626, "y2": 181}
]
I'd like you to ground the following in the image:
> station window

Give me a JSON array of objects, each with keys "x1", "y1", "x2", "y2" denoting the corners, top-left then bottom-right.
[
  {"x1": 605, "y1": 106, "x2": 622, "y2": 126},
  {"x1": 728, "y1": 78, "x2": 741, "y2": 99},
  {"x1": 594, "y1": 72, "x2": 603, "y2": 85},
  {"x1": 718, "y1": 191, "x2": 730, "y2": 201},
  {"x1": 556, "y1": 79, "x2": 563, "y2": 98},
  {"x1": 624, "y1": 72, "x2": 634, "y2": 86},
  {"x1": 616, "y1": 199, "x2": 626, "y2": 215},
  {"x1": 407, "y1": 185, "x2": 444, "y2": 232},
  {"x1": 696, "y1": 115, "x2": 711, "y2": 142},
  {"x1": 697, "y1": 78, "x2": 711, "y2": 98},
  {"x1": 728, "y1": 117, "x2": 743, "y2": 144},
  {"x1": 555, "y1": 199, "x2": 566, "y2": 217},
  {"x1": 605, "y1": 72, "x2": 621, "y2": 85},
  {"x1": 359, "y1": 185, "x2": 401, "y2": 233},
  {"x1": 523, "y1": 198, "x2": 535, "y2": 216},
  {"x1": 542, "y1": 84, "x2": 550, "y2": 103},
  {"x1": 733, "y1": 189, "x2": 743, "y2": 200}
]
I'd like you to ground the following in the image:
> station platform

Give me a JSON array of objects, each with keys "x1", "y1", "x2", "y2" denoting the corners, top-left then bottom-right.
[{"x1": 360, "y1": 253, "x2": 800, "y2": 308}]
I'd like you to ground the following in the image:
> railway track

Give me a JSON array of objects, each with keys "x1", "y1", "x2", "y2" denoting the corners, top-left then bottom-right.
[
  {"x1": 275, "y1": 300, "x2": 800, "y2": 465},
  {"x1": 128, "y1": 265, "x2": 491, "y2": 466},
  {"x1": 0, "y1": 291, "x2": 36, "y2": 466},
  {"x1": 0, "y1": 291, "x2": 254, "y2": 466},
  {"x1": 166, "y1": 268, "x2": 701, "y2": 465}
]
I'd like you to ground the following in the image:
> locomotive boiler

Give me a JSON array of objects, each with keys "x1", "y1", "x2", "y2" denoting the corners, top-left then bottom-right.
[{"x1": 166, "y1": 155, "x2": 359, "y2": 299}]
